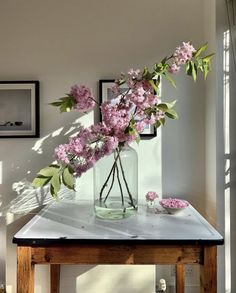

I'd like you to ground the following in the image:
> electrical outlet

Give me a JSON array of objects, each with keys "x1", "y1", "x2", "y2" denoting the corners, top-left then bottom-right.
[
  {"x1": 185, "y1": 265, "x2": 193, "y2": 277},
  {"x1": 170, "y1": 265, "x2": 193, "y2": 278}
]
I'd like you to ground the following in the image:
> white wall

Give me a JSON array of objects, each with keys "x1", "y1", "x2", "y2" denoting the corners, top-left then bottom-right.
[
  {"x1": 0, "y1": 0, "x2": 208, "y2": 292},
  {"x1": 204, "y1": 0, "x2": 217, "y2": 226}
]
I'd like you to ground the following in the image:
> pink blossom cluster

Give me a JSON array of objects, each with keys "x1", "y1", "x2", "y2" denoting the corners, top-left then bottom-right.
[
  {"x1": 106, "y1": 74, "x2": 163, "y2": 139},
  {"x1": 101, "y1": 83, "x2": 162, "y2": 143},
  {"x1": 54, "y1": 124, "x2": 118, "y2": 177},
  {"x1": 146, "y1": 191, "x2": 159, "y2": 202},
  {"x1": 100, "y1": 101, "x2": 139, "y2": 143},
  {"x1": 70, "y1": 85, "x2": 95, "y2": 112},
  {"x1": 169, "y1": 42, "x2": 196, "y2": 73},
  {"x1": 53, "y1": 41, "x2": 199, "y2": 177},
  {"x1": 159, "y1": 198, "x2": 189, "y2": 209},
  {"x1": 127, "y1": 83, "x2": 158, "y2": 110},
  {"x1": 101, "y1": 102, "x2": 130, "y2": 134}
]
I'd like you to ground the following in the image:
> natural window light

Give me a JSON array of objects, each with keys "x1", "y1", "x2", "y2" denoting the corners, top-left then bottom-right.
[{"x1": 223, "y1": 29, "x2": 231, "y2": 293}]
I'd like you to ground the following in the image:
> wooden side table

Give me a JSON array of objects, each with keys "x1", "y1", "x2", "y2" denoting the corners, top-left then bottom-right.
[{"x1": 13, "y1": 200, "x2": 223, "y2": 293}]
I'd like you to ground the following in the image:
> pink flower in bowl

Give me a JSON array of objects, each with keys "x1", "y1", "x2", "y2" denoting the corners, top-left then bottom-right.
[{"x1": 159, "y1": 198, "x2": 189, "y2": 214}]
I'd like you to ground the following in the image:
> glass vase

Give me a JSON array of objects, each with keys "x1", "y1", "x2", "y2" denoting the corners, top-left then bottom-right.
[{"x1": 93, "y1": 145, "x2": 138, "y2": 219}]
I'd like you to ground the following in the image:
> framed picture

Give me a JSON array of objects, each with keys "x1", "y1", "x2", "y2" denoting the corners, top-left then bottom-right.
[
  {"x1": 99, "y1": 79, "x2": 156, "y2": 138},
  {"x1": 0, "y1": 81, "x2": 39, "y2": 138}
]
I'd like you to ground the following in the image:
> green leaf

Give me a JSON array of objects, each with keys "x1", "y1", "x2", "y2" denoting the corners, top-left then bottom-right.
[
  {"x1": 154, "y1": 61, "x2": 162, "y2": 70},
  {"x1": 32, "y1": 176, "x2": 51, "y2": 188},
  {"x1": 67, "y1": 165, "x2": 75, "y2": 175},
  {"x1": 60, "y1": 98, "x2": 75, "y2": 112},
  {"x1": 157, "y1": 104, "x2": 168, "y2": 111},
  {"x1": 50, "y1": 173, "x2": 61, "y2": 197},
  {"x1": 151, "y1": 75, "x2": 161, "y2": 94},
  {"x1": 149, "y1": 80, "x2": 159, "y2": 94},
  {"x1": 164, "y1": 73, "x2": 176, "y2": 88},
  {"x1": 50, "y1": 101, "x2": 63, "y2": 107},
  {"x1": 154, "y1": 120, "x2": 161, "y2": 129},
  {"x1": 129, "y1": 128, "x2": 136, "y2": 135},
  {"x1": 186, "y1": 61, "x2": 193, "y2": 76},
  {"x1": 60, "y1": 104, "x2": 70, "y2": 112},
  {"x1": 38, "y1": 166, "x2": 60, "y2": 177},
  {"x1": 203, "y1": 63, "x2": 210, "y2": 79},
  {"x1": 142, "y1": 67, "x2": 153, "y2": 80},
  {"x1": 51, "y1": 95, "x2": 76, "y2": 113},
  {"x1": 62, "y1": 167, "x2": 75, "y2": 190},
  {"x1": 161, "y1": 56, "x2": 168, "y2": 65},
  {"x1": 166, "y1": 100, "x2": 177, "y2": 108},
  {"x1": 185, "y1": 61, "x2": 191, "y2": 74},
  {"x1": 165, "y1": 108, "x2": 178, "y2": 119},
  {"x1": 159, "y1": 118, "x2": 165, "y2": 126},
  {"x1": 197, "y1": 58, "x2": 204, "y2": 72},
  {"x1": 194, "y1": 43, "x2": 208, "y2": 58},
  {"x1": 50, "y1": 183, "x2": 56, "y2": 197},
  {"x1": 49, "y1": 164, "x2": 60, "y2": 169},
  {"x1": 135, "y1": 134, "x2": 141, "y2": 144},
  {"x1": 157, "y1": 100, "x2": 177, "y2": 111},
  {"x1": 202, "y1": 53, "x2": 215, "y2": 62},
  {"x1": 191, "y1": 61, "x2": 197, "y2": 81}
]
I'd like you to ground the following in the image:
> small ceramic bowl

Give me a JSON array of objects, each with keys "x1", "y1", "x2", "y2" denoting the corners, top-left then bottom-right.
[{"x1": 159, "y1": 198, "x2": 189, "y2": 215}]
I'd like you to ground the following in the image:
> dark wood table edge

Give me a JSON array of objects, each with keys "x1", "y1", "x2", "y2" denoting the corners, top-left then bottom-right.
[{"x1": 13, "y1": 237, "x2": 224, "y2": 246}]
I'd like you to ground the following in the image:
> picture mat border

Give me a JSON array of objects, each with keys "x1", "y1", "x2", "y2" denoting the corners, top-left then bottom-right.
[{"x1": 0, "y1": 80, "x2": 40, "y2": 138}]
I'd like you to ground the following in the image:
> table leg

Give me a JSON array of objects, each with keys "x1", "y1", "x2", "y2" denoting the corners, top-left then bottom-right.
[
  {"x1": 200, "y1": 245, "x2": 217, "y2": 293},
  {"x1": 17, "y1": 246, "x2": 35, "y2": 293},
  {"x1": 176, "y1": 264, "x2": 185, "y2": 293},
  {"x1": 50, "y1": 264, "x2": 60, "y2": 293}
]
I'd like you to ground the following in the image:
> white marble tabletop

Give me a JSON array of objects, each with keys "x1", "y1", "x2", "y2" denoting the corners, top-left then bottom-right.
[{"x1": 13, "y1": 200, "x2": 223, "y2": 245}]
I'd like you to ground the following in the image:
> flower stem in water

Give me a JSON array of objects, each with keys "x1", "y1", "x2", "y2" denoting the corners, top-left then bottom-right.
[
  {"x1": 103, "y1": 163, "x2": 116, "y2": 203},
  {"x1": 99, "y1": 149, "x2": 120, "y2": 200},
  {"x1": 115, "y1": 161, "x2": 125, "y2": 209},
  {"x1": 117, "y1": 150, "x2": 135, "y2": 208}
]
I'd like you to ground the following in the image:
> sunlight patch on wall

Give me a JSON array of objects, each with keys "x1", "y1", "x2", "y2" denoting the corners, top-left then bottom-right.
[
  {"x1": 64, "y1": 126, "x2": 77, "y2": 136},
  {"x1": 32, "y1": 134, "x2": 51, "y2": 154},
  {"x1": 75, "y1": 265, "x2": 155, "y2": 293},
  {"x1": 51, "y1": 127, "x2": 64, "y2": 137}
]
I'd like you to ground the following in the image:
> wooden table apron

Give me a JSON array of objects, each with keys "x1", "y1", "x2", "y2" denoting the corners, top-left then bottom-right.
[{"x1": 13, "y1": 201, "x2": 223, "y2": 293}]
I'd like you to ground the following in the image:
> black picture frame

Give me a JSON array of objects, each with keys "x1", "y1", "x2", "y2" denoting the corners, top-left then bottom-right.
[
  {"x1": 99, "y1": 79, "x2": 156, "y2": 138},
  {"x1": 0, "y1": 80, "x2": 40, "y2": 138}
]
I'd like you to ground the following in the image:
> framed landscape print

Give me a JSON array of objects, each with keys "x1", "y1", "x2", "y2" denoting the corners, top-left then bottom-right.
[
  {"x1": 0, "y1": 81, "x2": 40, "y2": 138},
  {"x1": 99, "y1": 79, "x2": 156, "y2": 138}
]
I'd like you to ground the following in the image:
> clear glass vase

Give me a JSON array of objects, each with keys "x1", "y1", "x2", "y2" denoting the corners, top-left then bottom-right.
[{"x1": 93, "y1": 145, "x2": 138, "y2": 219}]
